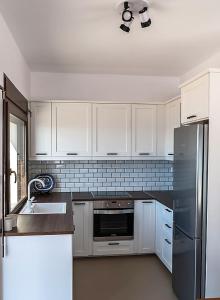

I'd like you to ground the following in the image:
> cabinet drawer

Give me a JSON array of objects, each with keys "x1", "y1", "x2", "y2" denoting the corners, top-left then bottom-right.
[
  {"x1": 93, "y1": 240, "x2": 134, "y2": 256},
  {"x1": 161, "y1": 236, "x2": 172, "y2": 272},
  {"x1": 162, "y1": 223, "x2": 173, "y2": 240},
  {"x1": 161, "y1": 206, "x2": 173, "y2": 225}
]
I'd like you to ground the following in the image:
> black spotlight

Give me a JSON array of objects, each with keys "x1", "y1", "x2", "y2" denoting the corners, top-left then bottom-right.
[
  {"x1": 139, "y1": 6, "x2": 151, "y2": 28},
  {"x1": 120, "y1": 2, "x2": 134, "y2": 33}
]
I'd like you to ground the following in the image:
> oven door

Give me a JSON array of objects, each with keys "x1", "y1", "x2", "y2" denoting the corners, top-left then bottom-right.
[{"x1": 93, "y1": 209, "x2": 134, "y2": 241}]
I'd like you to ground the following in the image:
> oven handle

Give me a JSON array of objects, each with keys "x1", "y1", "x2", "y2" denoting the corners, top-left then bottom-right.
[{"x1": 93, "y1": 209, "x2": 134, "y2": 215}]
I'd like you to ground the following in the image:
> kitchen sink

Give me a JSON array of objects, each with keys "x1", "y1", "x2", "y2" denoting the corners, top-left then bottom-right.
[{"x1": 20, "y1": 202, "x2": 67, "y2": 214}]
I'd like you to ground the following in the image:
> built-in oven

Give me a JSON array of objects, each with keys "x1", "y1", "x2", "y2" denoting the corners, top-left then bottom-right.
[{"x1": 93, "y1": 199, "x2": 134, "y2": 241}]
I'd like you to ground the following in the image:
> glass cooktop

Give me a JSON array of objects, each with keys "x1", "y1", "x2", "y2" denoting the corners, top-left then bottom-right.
[{"x1": 91, "y1": 191, "x2": 131, "y2": 199}]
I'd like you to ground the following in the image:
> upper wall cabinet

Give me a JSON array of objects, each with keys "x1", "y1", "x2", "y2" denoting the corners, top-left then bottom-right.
[
  {"x1": 165, "y1": 99, "x2": 180, "y2": 157},
  {"x1": 93, "y1": 104, "x2": 131, "y2": 158},
  {"x1": 181, "y1": 73, "x2": 209, "y2": 124},
  {"x1": 52, "y1": 103, "x2": 92, "y2": 157},
  {"x1": 132, "y1": 105, "x2": 157, "y2": 157},
  {"x1": 29, "y1": 102, "x2": 52, "y2": 159}
]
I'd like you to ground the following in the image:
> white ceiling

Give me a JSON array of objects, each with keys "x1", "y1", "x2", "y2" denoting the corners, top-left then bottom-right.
[{"x1": 1, "y1": 0, "x2": 220, "y2": 76}]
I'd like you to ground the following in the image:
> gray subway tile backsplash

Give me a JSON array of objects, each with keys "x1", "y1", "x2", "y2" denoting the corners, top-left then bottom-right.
[{"x1": 29, "y1": 160, "x2": 173, "y2": 192}]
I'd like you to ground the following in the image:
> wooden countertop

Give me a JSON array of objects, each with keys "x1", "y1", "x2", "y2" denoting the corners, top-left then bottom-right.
[
  {"x1": 5, "y1": 193, "x2": 74, "y2": 237},
  {"x1": 72, "y1": 190, "x2": 174, "y2": 210}
]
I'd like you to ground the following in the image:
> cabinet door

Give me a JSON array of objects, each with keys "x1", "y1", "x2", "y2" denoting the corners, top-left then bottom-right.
[
  {"x1": 181, "y1": 74, "x2": 209, "y2": 124},
  {"x1": 155, "y1": 202, "x2": 163, "y2": 258},
  {"x1": 73, "y1": 202, "x2": 93, "y2": 257},
  {"x1": 52, "y1": 103, "x2": 92, "y2": 157},
  {"x1": 93, "y1": 104, "x2": 131, "y2": 157},
  {"x1": 132, "y1": 105, "x2": 157, "y2": 157},
  {"x1": 135, "y1": 200, "x2": 156, "y2": 254},
  {"x1": 165, "y1": 99, "x2": 180, "y2": 157},
  {"x1": 29, "y1": 102, "x2": 52, "y2": 158}
]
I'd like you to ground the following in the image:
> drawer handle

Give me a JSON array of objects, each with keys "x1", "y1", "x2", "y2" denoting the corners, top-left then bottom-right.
[
  {"x1": 67, "y1": 153, "x2": 78, "y2": 155},
  {"x1": 187, "y1": 115, "x2": 197, "y2": 120},
  {"x1": 142, "y1": 201, "x2": 153, "y2": 204},
  {"x1": 165, "y1": 208, "x2": 172, "y2": 213},
  {"x1": 139, "y1": 153, "x2": 150, "y2": 156},
  {"x1": 74, "y1": 202, "x2": 86, "y2": 205},
  {"x1": 165, "y1": 239, "x2": 171, "y2": 245},
  {"x1": 107, "y1": 153, "x2": 118, "y2": 156},
  {"x1": 108, "y1": 242, "x2": 120, "y2": 246},
  {"x1": 168, "y1": 153, "x2": 174, "y2": 156},
  {"x1": 165, "y1": 224, "x2": 172, "y2": 229},
  {"x1": 35, "y1": 152, "x2": 47, "y2": 155}
]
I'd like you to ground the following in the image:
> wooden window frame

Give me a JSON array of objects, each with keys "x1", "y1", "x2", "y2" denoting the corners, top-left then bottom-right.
[{"x1": 3, "y1": 74, "x2": 28, "y2": 215}]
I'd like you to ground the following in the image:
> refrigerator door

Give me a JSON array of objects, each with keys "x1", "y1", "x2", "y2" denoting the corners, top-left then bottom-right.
[
  {"x1": 172, "y1": 226, "x2": 202, "y2": 300},
  {"x1": 173, "y1": 125, "x2": 204, "y2": 239}
]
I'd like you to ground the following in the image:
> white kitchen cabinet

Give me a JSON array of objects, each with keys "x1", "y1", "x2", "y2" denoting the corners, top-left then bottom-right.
[
  {"x1": 155, "y1": 202, "x2": 173, "y2": 272},
  {"x1": 157, "y1": 104, "x2": 166, "y2": 157},
  {"x1": 155, "y1": 202, "x2": 163, "y2": 257},
  {"x1": 134, "y1": 200, "x2": 156, "y2": 254},
  {"x1": 29, "y1": 102, "x2": 52, "y2": 159},
  {"x1": 132, "y1": 105, "x2": 157, "y2": 158},
  {"x1": 181, "y1": 73, "x2": 209, "y2": 124},
  {"x1": 93, "y1": 240, "x2": 134, "y2": 256},
  {"x1": 3, "y1": 235, "x2": 73, "y2": 300},
  {"x1": 165, "y1": 99, "x2": 181, "y2": 157},
  {"x1": 52, "y1": 103, "x2": 92, "y2": 158},
  {"x1": 93, "y1": 104, "x2": 131, "y2": 158},
  {"x1": 72, "y1": 201, "x2": 93, "y2": 257}
]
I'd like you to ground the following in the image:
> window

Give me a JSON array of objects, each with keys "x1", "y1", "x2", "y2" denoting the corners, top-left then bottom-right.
[
  {"x1": 9, "y1": 114, "x2": 27, "y2": 211},
  {"x1": 3, "y1": 75, "x2": 28, "y2": 214}
]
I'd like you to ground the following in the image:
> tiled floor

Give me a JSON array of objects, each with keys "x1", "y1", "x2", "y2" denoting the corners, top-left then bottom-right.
[{"x1": 73, "y1": 255, "x2": 178, "y2": 300}]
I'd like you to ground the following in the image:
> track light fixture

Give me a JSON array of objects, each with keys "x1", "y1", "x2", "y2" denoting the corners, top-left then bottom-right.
[
  {"x1": 139, "y1": 6, "x2": 151, "y2": 28},
  {"x1": 120, "y1": 2, "x2": 134, "y2": 32},
  {"x1": 118, "y1": 0, "x2": 151, "y2": 33}
]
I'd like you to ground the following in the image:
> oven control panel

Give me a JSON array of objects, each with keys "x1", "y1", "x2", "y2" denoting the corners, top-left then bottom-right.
[{"x1": 94, "y1": 200, "x2": 134, "y2": 209}]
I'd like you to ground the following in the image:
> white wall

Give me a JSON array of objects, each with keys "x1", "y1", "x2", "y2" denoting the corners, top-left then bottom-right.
[
  {"x1": 180, "y1": 51, "x2": 220, "y2": 83},
  {"x1": 0, "y1": 94, "x2": 3, "y2": 300},
  {"x1": 31, "y1": 72, "x2": 179, "y2": 102},
  {"x1": 204, "y1": 72, "x2": 220, "y2": 298},
  {"x1": 0, "y1": 12, "x2": 30, "y2": 98},
  {"x1": 0, "y1": 12, "x2": 30, "y2": 300}
]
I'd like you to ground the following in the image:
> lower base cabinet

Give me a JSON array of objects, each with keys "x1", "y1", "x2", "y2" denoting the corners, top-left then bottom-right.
[
  {"x1": 93, "y1": 240, "x2": 134, "y2": 256},
  {"x1": 3, "y1": 235, "x2": 73, "y2": 300},
  {"x1": 156, "y1": 202, "x2": 173, "y2": 272},
  {"x1": 134, "y1": 200, "x2": 156, "y2": 254},
  {"x1": 73, "y1": 201, "x2": 93, "y2": 257}
]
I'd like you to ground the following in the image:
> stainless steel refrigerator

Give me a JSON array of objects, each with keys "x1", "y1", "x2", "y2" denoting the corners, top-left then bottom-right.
[{"x1": 172, "y1": 124, "x2": 208, "y2": 300}]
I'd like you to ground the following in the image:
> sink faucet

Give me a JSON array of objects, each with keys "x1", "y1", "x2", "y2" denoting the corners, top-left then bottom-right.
[{"x1": 27, "y1": 179, "x2": 45, "y2": 207}]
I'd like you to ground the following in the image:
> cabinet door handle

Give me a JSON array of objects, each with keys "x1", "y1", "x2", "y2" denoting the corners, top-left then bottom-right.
[
  {"x1": 74, "y1": 202, "x2": 86, "y2": 205},
  {"x1": 142, "y1": 201, "x2": 153, "y2": 204},
  {"x1": 107, "y1": 153, "x2": 118, "y2": 156},
  {"x1": 35, "y1": 153, "x2": 47, "y2": 155},
  {"x1": 139, "y1": 153, "x2": 150, "y2": 156},
  {"x1": 165, "y1": 208, "x2": 172, "y2": 213},
  {"x1": 187, "y1": 115, "x2": 197, "y2": 120},
  {"x1": 165, "y1": 224, "x2": 172, "y2": 229},
  {"x1": 168, "y1": 153, "x2": 174, "y2": 156},
  {"x1": 165, "y1": 239, "x2": 171, "y2": 245},
  {"x1": 108, "y1": 242, "x2": 120, "y2": 246},
  {"x1": 67, "y1": 153, "x2": 78, "y2": 156}
]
